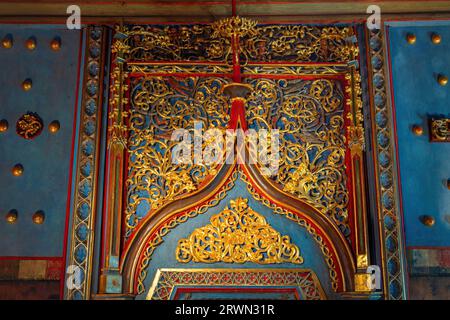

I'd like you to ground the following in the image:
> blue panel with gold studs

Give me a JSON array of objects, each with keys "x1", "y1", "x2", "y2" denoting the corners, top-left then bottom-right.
[
  {"x1": 386, "y1": 21, "x2": 450, "y2": 247},
  {"x1": 0, "y1": 25, "x2": 83, "y2": 257}
]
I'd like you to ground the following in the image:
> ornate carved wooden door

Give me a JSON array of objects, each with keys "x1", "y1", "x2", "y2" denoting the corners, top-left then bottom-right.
[{"x1": 65, "y1": 21, "x2": 403, "y2": 300}]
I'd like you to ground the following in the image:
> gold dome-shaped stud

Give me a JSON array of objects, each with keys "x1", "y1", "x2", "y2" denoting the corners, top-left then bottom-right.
[
  {"x1": 2, "y1": 35, "x2": 13, "y2": 49},
  {"x1": 406, "y1": 33, "x2": 416, "y2": 44},
  {"x1": 0, "y1": 119, "x2": 8, "y2": 132},
  {"x1": 438, "y1": 74, "x2": 448, "y2": 86},
  {"x1": 12, "y1": 163, "x2": 24, "y2": 177},
  {"x1": 5, "y1": 209, "x2": 18, "y2": 224},
  {"x1": 420, "y1": 215, "x2": 435, "y2": 227},
  {"x1": 48, "y1": 120, "x2": 60, "y2": 133},
  {"x1": 431, "y1": 33, "x2": 441, "y2": 44},
  {"x1": 50, "y1": 37, "x2": 61, "y2": 51},
  {"x1": 412, "y1": 125, "x2": 423, "y2": 136},
  {"x1": 32, "y1": 210, "x2": 45, "y2": 225},
  {"x1": 22, "y1": 78, "x2": 32, "y2": 91},
  {"x1": 25, "y1": 37, "x2": 36, "y2": 50}
]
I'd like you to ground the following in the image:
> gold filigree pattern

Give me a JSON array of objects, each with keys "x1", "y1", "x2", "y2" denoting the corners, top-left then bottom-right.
[
  {"x1": 123, "y1": 24, "x2": 231, "y2": 62},
  {"x1": 108, "y1": 65, "x2": 129, "y2": 151},
  {"x1": 16, "y1": 112, "x2": 43, "y2": 139},
  {"x1": 242, "y1": 64, "x2": 348, "y2": 76},
  {"x1": 245, "y1": 78, "x2": 350, "y2": 238},
  {"x1": 240, "y1": 25, "x2": 356, "y2": 64},
  {"x1": 147, "y1": 269, "x2": 325, "y2": 300},
  {"x1": 135, "y1": 170, "x2": 239, "y2": 294},
  {"x1": 176, "y1": 197, "x2": 303, "y2": 264},
  {"x1": 135, "y1": 170, "x2": 339, "y2": 294},
  {"x1": 121, "y1": 24, "x2": 356, "y2": 64},
  {"x1": 115, "y1": 21, "x2": 366, "y2": 297},
  {"x1": 125, "y1": 76, "x2": 230, "y2": 237},
  {"x1": 430, "y1": 118, "x2": 450, "y2": 142},
  {"x1": 128, "y1": 64, "x2": 233, "y2": 75},
  {"x1": 239, "y1": 171, "x2": 339, "y2": 291},
  {"x1": 211, "y1": 16, "x2": 258, "y2": 38},
  {"x1": 345, "y1": 71, "x2": 365, "y2": 155}
]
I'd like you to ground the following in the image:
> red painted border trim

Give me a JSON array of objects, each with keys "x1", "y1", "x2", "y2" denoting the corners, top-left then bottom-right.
[
  {"x1": 121, "y1": 77, "x2": 132, "y2": 244},
  {"x1": 125, "y1": 70, "x2": 351, "y2": 293}
]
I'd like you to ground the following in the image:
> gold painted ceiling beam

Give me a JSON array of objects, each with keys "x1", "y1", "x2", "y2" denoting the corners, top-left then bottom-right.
[{"x1": 0, "y1": 1, "x2": 449, "y2": 22}]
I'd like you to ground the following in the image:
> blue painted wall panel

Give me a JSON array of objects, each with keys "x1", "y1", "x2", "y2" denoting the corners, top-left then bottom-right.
[
  {"x1": 387, "y1": 22, "x2": 450, "y2": 247},
  {"x1": 0, "y1": 25, "x2": 82, "y2": 257}
]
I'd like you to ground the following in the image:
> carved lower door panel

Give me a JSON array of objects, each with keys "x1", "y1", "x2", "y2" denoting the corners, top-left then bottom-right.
[{"x1": 65, "y1": 21, "x2": 407, "y2": 300}]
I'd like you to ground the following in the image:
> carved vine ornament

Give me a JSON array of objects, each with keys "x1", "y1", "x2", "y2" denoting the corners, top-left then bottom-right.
[{"x1": 176, "y1": 197, "x2": 304, "y2": 264}]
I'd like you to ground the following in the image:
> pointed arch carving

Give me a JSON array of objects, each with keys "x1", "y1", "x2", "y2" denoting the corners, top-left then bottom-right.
[
  {"x1": 102, "y1": 22, "x2": 370, "y2": 299},
  {"x1": 121, "y1": 159, "x2": 356, "y2": 295}
]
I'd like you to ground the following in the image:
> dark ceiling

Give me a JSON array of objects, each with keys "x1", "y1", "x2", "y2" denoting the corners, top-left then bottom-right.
[{"x1": 0, "y1": 0, "x2": 449, "y2": 23}]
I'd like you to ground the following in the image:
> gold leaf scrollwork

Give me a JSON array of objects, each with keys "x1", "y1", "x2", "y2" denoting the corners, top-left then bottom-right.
[
  {"x1": 176, "y1": 197, "x2": 304, "y2": 264},
  {"x1": 125, "y1": 76, "x2": 230, "y2": 237},
  {"x1": 430, "y1": 118, "x2": 450, "y2": 142},
  {"x1": 211, "y1": 16, "x2": 258, "y2": 39},
  {"x1": 16, "y1": 112, "x2": 43, "y2": 140},
  {"x1": 246, "y1": 78, "x2": 350, "y2": 238},
  {"x1": 345, "y1": 72, "x2": 365, "y2": 155}
]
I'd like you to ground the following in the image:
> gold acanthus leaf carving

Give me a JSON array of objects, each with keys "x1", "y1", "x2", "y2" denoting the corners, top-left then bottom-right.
[{"x1": 176, "y1": 197, "x2": 304, "y2": 264}]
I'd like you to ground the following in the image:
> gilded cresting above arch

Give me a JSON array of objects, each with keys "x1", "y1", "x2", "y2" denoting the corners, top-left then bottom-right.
[
  {"x1": 131, "y1": 169, "x2": 344, "y2": 295},
  {"x1": 176, "y1": 197, "x2": 304, "y2": 264}
]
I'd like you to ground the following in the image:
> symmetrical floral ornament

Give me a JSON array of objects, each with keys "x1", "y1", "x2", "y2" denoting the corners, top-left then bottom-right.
[
  {"x1": 176, "y1": 197, "x2": 303, "y2": 264},
  {"x1": 125, "y1": 76, "x2": 230, "y2": 237},
  {"x1": 429, "y1": 118, "x2": 449, "y2": 142},
  {"x1": 16, "y1": 112, "x2": 43, "y2": 139},
  {"x1": 345, "y1": 71, "x2": 365, "y2": 156},
  {"x1": 245, "y1": 78, "x2": 351, "y2": 239},
  {"x1": 110, "y1": 21, "x2": 368, "y2": 298},
  {"x1": 135, "y1": 170, "x2": 240, "y2": 295},
  {"x1": 211, "y1": 16, "x2": 258, "y2": 38},
  {"x1": 120, "y1": 23, "x2": 358, "y2": 64},
  {"x1": 134, "y1": 170, "x2": 340, "y2": 295}
]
